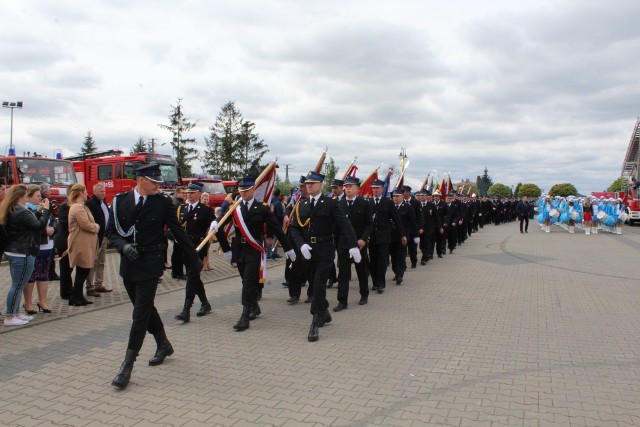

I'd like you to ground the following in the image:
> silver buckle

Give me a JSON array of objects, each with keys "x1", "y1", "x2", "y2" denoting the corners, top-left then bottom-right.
[
  {"x1": 241, "y1": 237, "x2": 247, "y2": 244},
  {"x1": 310, "y1": 237, "x2": 316, "y2": 244}
]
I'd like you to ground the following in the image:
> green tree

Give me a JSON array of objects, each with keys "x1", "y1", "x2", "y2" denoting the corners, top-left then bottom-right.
[
  {"x1": 237, "y1": 120, "x2": 268, "y2": 175},
  {"x1": 158, "y1": 98, "x2": 199, "y2": 177},
  {"x1": 548, "y1": 183, "x2": 578, "y2": 197},
  {"x1": 79, "y1": 131, "x2": 98, "y2": 156},
  {"x1": 476, "y1": 167, "x2": 493, "y2": 197},
  {"x1": 275, "y1": 173, "x2": 293, "y2": 199},
  {"x1": 130, "y1": 137, "x2": 148, "y2": 154},
  {"x1": 517, "y1": 183, "x2": 542, "y2": 198},
  {"x1": 322, "y1": 157, "x2": 339, "y2": 194},
  {"x1": 204, "y1": 101, "x2": 243, "y2": 179},
  {"x1": 607, "y1": 177, "x2": 628, "y2": 192},
  {"x1": 487, "y1": 183, "x2": 512, "y2": 198}
]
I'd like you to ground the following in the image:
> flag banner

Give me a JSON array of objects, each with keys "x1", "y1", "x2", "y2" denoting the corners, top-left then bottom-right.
[{"x1": 359, "y1": 169, "x2": 379, "y2": 197}]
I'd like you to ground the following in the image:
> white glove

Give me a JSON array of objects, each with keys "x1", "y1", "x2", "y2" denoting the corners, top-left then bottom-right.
[
  {"x1": 413, "y1": 237, "x2": 420, "y2": 244},
  {"x1": 349, "y1": 247, "x2": 362, "y2": 263},
  {"x1": 224, "y1": 251, "x2": 232, "y2": 262},
  {"x1": 300, "y1": 244, "x2": 312, "y2": 260},
  {"x1": 285, "y1": 249, "x2": 296, "y2": 262},
  {"x1": 209, "y1": 220, "x2": 219, "y2": 233}
]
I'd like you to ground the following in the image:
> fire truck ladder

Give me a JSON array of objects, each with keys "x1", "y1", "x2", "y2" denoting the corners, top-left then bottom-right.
[
  {"x1": 66, "y1": 149, "x2": 124, "y2": 161},
  {"x1": 621, "y1": 117, "x2": 640, "y2": 180}
]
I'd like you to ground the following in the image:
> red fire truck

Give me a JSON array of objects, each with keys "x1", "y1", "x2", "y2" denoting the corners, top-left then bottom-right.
[
  {"x1": 620, "y1": 118, "x2": 640, "y2": 225},
  {"x1": 0, "y1": 147, "x2": 77, "y2": 207},
  {"x1": 69, "y1": 150, "x2": 182, "y2": 204}
]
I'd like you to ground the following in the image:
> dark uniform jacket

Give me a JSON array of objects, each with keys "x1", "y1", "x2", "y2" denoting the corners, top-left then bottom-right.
[
  {"x1": 392, "y1": 202, "x2": 419, "y2": 242},
  {"x1": 420, "y1": 201, "x2": 441, "y2": 232},
  {"x1": 85, "y1": 195, "x2": 108, "y2": 245},
  {"x1": 337, "y1": 196, "x2": 373, "y2": 249},
  {"x1": 107, "y1": 191, "x2": 198, "y2": 281},
  {"x1": 290, "y1": 194, "x2": 357, "y2": 261},
  {"x1": 434, "y1": 200, "x2": 448, "y2": 226},
  {"x1": 405, "y1": 197, "x2": 423, "y2": 229},
  {"x1": 53, "y1": 201, "x2": 69, "y2": 251},
  {"x1": 369, "y1": 197, "x2": 404, "y2": 245},
  {"x1": 445, "y1": 202, "x2": 459, "y2": 227},
  {"x1": 216, "y1": 200, "x2": 291, "y2": 263},
  {"x1": 179, "y1": 201, "x2": 216, "y2": 247}
]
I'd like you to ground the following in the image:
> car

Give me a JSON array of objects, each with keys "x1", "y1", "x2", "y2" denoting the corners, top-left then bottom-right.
[{"x1": 183, "y1": 177, "x2": 228, "y2": 209}]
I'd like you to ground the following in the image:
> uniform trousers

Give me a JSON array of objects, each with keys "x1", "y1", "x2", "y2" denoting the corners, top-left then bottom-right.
[
  {"x1": 519, "y1": 216, "x2": 529, "y2": 233},
  {"x1": 337, "y1": 246, "x2": 369, "y2": 303},
  {"x1": 59, "y1": 254, "x2": 73, "y2": 299},
  {"x1": 286, "y1": 251, "x2": 306, "y2": 299},
  {"x1": 308, "y1": 259, "x2": 332, "y2": 315},
  {"x1": 407, "y1": 239, "x2": 418, "y2": 266},
  {"x1": 389, "y1": 241, "x2": 407, "y2": 279},
  {"x1": 447, "y1": 226, "x2": 457, "y2": 251},
  {"x1": 237, "y1": 259, "x2": 261, "y2": 307},
  {"x1": 436, "y1": 230, "x2": 446, "y2": 256},
  {"x1": 171, "y1": 241, "x2": 184, "y2": 276},
  {"x1": 368, "y1": 243, "x2": 389, "y2": 288},
  {"x1": 123, "y1": 277, "x2": 164, "y2": 353},
  {"x1": 420, "y1": 230, "x2": 434, "y2": 261}
]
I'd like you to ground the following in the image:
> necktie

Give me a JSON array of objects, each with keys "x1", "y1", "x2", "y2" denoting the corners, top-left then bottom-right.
[
  {"x1": 310, "y1": 198, "x2": 316, "y2": 210},
  {"x1": 188, "y1": 204, "x2": 193, "y2": 213},
  {"x1": 348, "y1": 200, "x2": 353, "y2": 208},
  {"x1": 375, "y1": 198, "x2": 379, "y2": 206},
  {"x1": 136, "y1": 195, "x2": 144, "y2": 212}
]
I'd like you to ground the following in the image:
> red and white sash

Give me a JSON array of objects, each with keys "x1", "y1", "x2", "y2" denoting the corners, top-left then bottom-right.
[{"x1": 232, "y1": 206, "x2": 267, "y2": 283}]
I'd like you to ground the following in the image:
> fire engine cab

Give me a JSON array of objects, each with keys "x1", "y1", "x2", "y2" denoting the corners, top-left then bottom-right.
[
  {"x1": 69, "y1": 150, "x2": 182, "y2": 204},
  {"x1": 0, "y1": 147, "x2": 77, "y2": 207},
  {"x1": 620, "y1": 118, "x2": 640, "y2": 225}
]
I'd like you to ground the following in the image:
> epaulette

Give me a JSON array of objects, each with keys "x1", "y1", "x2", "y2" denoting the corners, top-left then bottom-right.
[{"x1": 263, "y1": 202, "x2": 268, "y2": 206}]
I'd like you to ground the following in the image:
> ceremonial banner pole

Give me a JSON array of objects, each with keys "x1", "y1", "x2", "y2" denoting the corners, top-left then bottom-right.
[{"x1": 196, "y1": 160, "x2": 277, "y2": 252}]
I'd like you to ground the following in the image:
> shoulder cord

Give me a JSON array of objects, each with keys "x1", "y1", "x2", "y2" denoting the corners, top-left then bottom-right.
[
  {"x1": 294, "y1": 201, "x2": 310, "y2": 228},
  {"x1": 112, "y1": 196, "x2": 136, "y2": 239}
]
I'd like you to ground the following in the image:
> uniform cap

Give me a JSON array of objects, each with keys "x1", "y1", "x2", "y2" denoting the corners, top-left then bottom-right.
[
  {"x1": 392, "y1": 189, "x2": 404, "y2": 196},
  {"x1": 305, "y1": 171, "x2": 325, "y2": 183},
  {"x1": 370, "y1": 179, "x2": 385, "y2": 187},
  {"x1": 134, "y1": 162, "x2": 164, "y2": 183},
  {"x1": 238, "y1": 175, "x2": 257, "y2": 191},
  {"x1": 183, "y1": 182, "x2": 203, "y2": 193},
  {"x1": 343, "y1": 176, "x2": 360, "y2": 186},
  {"x1": 330, "y1": 179, "x2": 344, "y2": 187}
]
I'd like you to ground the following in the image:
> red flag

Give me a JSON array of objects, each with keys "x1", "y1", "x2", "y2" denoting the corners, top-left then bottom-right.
[
  {"x1": 440, "y1": 178, "x2": 446, "y2": 195},
  {"x1": 359, "y1": 169, "x2": 379, "y2": 197},
  {"x1": 447, "y1": 175, "x2": 454, "y2": 194}
]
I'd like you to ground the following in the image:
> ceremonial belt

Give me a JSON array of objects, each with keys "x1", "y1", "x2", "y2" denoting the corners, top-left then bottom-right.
[
  {"x1": 135, "y1": 243, "x2": 167, "y2": 254},
  {"x1": 309, "y1": 234, "x2": 334, "y2": 244},
  {"x1": 240, "y1": 237, "x2": 263, "y2": 245}
]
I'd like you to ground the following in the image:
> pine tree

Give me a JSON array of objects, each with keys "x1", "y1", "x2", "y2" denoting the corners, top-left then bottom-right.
[
  {"x1": 204, "y1": 101, "x2": 243, "y2": 179},
  {"x1": 158, "y1": 98, "x2": 199, "y2": 177},
  {"x1": 79, "y1": 131, "x2": 98, "y2": 156},
  {"x1": 130, "y1": 137, "x2": 148, "y2": 154},
  {"x1": 237, "y1": 121, "x2": 268, "y2": 175},
  {"x1": 476, "y1": 167, "x2": 494, "y2": 196}
]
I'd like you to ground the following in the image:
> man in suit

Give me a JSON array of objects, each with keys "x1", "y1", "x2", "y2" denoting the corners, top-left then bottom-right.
[
  {"x1": 282, "y1": 176, "x2": 309, "y2": 304},
  {"x1": 107, "y1": 163, "x2": 202, "y2": 390},
  {"x1": 174, "y1": 183, "x2": 216, "y2": 322},
  {"x1": 516, "y1": 196, "x2": 531, "y2": 233},
  {"x1": 368, "y1": 179, "x2": 404, "y2": 292},
  {"x1": 216, "y1": 175, "x2": 296, "y2": 332},
  {"x1": 334, "y1": 176, "x2": 373, "y2": 311},
  {"x1": 432, "y1": 190, "x2": 448, "y2": 258},
  {"x1": 54, "y1": 184, "x2": 75, "y2": 299},
  {"x1": 290, "y1": 171, "x2": 360, "y2": 342},
  {"x1": 85, "y1": 182, "x2": 113, "y2": 296},
  {"x1": 390, "y1": 189, "x2": 419, "y2": 284},
  {"x1": 416, "y1": 189, "x2": 442, "y2": 265},
  {"x1": 402, "y1": 185, "x2": 422, "y2": 268},
  {"x1": 445, "y1": 192, "x2": 459, "y2": 254}
]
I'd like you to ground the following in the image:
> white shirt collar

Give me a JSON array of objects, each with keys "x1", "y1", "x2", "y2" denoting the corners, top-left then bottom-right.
[{"x1": 133, "y1": 188, "x2": 146, "y2": 203}]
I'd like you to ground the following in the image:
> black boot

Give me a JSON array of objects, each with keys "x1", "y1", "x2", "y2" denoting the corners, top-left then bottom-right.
[
  {"x1": 233, "y1": 306, "x2": 251, "y2": 331},
  {"x1": 149, "y1": 331, "x2": 174, "y2": 366},
  {"x1": 196, "y1": 300, "x2": 212, "y2": 317},
  {"x1": 308, "y1": 315, "x2": 320, "y2": 342},
  {"x1": 249, "y1": 302, "x2": 261, "y2": 320},
  {"x1": 112, "y1": 349, "x2": 137, "y2": 389},
  {"x1": 175, "y1": 298, "x2": 194, "y2": 322}
]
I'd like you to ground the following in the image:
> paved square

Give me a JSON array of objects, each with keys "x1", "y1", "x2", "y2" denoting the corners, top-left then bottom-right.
[{"x1": 2, "y1": 224, "x2": 640, "y2": 426}]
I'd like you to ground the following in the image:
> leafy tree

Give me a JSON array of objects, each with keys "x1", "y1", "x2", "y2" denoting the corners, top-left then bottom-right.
[
  {"x1": 204, "y1": 101, "x2": 243, "y2": 179},
  {"x1": 607, "y1": 177, "x2": 628, "y2": 192},
  {"x1": 158, "y1": 98, "x2": 199, "y2": 177},
  {"x1": 322, "y1": 157, "x2": 339, "y2": 194},
  {"x1": 548, "y1": 183, "x2": 578, "y2": 197},
  {"x1": 514, "y1": 182, "x2": 522, "y2": 197},
  {"x1": 237, "y1": 121, "x2": 268, "y2": 175},
  {"x1": 79, "y1": 131, "x2": 98, "y2": 156},
  {"x1": 487, "y1": 183, "x2": 512, "y2": 198},
  {"x1": 275, "y1": 173, "x2": 293, "y2": 199},
  {"x1": 517, "y1": 183, "x2": 542, "y2": 198},
  {"x1": 130, "y1": 137, "x2": 148, "y2": 154},
  {"x1": 476, "y1": 167, "x2": 493, "y2": 197}
]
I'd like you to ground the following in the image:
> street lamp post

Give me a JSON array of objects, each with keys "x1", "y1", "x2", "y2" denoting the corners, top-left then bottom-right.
[{"x1": 2, "y1": 101, "x2": 23, "y2": 149}]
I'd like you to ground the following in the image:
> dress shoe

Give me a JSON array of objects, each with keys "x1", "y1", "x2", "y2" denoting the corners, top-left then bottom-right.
[
  {"x1": 326, "y1": 279, "x2": 334, "y2": 289},
  {"x1": 358, "y1": 297, "x2": 368, "y2": 305},
  {"x1": 372, "y1": 286, "x2": 379, "y2": 291},
  {"x1": 175, "y1": 298, "x2": 193, "y2": 322},
  {"x1": 95, "y1": 286, "x2": 113, "y2": 293},
  {"x1": 69, "y1": 299, "x2": 87, "y2": 306},
  {"x1": 172, "y1": 274, "x2": 187, "y2": 280},
  {"x1": 333, "y1": 302, "x2": 348, "y2": 312},
  {"x1": 420, "y1": 260, "x2": 427, "y2": 266},
  {"x1": 308, "y1": 320, "x2": 319, "y2": 342},
  {"x1": 60, "y1": 295, "x2": 70, "y2": 300},
  {"x1": 392, "y1": 275, "x2": 397, "y2": 282},
  {"x1": 86, "y1": 289, "x2": 101, "y2": 297},
  {"x1": 49, "y1": 274, "x2": 60, "y2": 281},
  {"x1": 196, "y1": 302, "x2": 212, "y2": 317},
  {"x1": 22, "y1": 304, "x2": 37, "y2": 315},
  {"x1": 282, "y1": 282, "x2": 289, "y2": 287},
  {"x1": 437, "y1": 254, "x2": 443, "y2": 258},
  {"x1": 396, "y1": 277, "x2": 403, "y2": 285},
  {"x1": 411, "y1": 263, "x2": 416, "y2": 268},
  {"x1": 377, "y1": 288, "x2": 384, "y2": 294},
  {"x1": 81, "y1": 298, "x2": 94, "y2": 305},
  {"x1": 304, "y1": 297, "x2": 312, "y2": 303},
  {"x1": 449, "y1": 249, "x2": 454, "y2": 254},
  {"x1": 322, "y1": 312, "x2": 332, "y2": 325},
  {"x1": 37, "y1": 303, "x2": 52, "y2": 313},
  {"x1": 287, "y1": 296, "x2": 299, "y2": 304},
  {"x1": 148, "y1": 341, "x2": 174, "y2": 366}
]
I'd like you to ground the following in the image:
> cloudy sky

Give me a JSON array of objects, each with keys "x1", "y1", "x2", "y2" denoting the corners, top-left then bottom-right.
[{"x1": 1, "y1": 0, "x2": 639, "y2": 194}]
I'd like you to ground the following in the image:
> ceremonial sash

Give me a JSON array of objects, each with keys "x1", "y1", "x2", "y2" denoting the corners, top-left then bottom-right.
[{"x1": 233, "y1": 206, "x2": 267, "y2": 283}]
